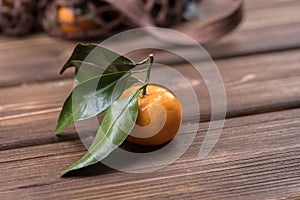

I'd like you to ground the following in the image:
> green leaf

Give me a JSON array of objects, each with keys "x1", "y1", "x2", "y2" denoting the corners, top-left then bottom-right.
[
  {"x1": 55, "y1": 72, "x2": 139, "y2": 134},
  {"x1": 71, "y1": 61, "x2": 113, "y2": 85},
  {"x1": 61, "y1": 87, "x2": 142, "y2": 175},
  {"x1": 60, "y1": 43, "x2": 136, "y2": 75}
]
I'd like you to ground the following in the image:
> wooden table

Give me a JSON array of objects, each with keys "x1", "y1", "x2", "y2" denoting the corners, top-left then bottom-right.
[{"x1": 1, "y1": 1, "x2": 300, "y2": 199}]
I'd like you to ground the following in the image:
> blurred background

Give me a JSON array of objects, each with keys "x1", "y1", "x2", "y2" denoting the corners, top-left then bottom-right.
[{"x1": 1, "y1": 1, "x2": 300, "y2": 199}]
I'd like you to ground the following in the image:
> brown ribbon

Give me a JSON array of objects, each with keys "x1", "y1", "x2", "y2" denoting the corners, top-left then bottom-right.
[{"x1": 104, "y1": 0, "x2": 244, "y2": 44}]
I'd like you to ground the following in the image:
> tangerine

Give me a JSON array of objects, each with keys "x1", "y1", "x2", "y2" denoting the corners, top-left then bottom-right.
[
  {"x1": 121, "y1": 85, "x2": 182, "y2": 146},
  {"x1": 57, "y1": 6, "x2": 96, "y2": 35}
]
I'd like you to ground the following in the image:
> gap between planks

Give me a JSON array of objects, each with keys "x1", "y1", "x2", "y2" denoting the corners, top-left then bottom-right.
[
  {"x1": 1, "y1": 48, "x2": 300, "y2": 151},
  {"x1": 0, "y1": 108, "x2": 299, "y2": 199},
  {"x1": 0, "y1": 0, "x2": 300, "y2": 87}
]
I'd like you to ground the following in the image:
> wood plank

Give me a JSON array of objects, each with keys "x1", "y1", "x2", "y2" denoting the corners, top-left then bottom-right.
[
  {"x1": 1, "y1": 49, "x2": 300, "y2": 150},
  {"x1": 0, "y1": 35, "x2": 75, "y2": 87},
  {"x1": 0, "y1": 108, "x2": 299, "y2": 199},
  {"x1": 0, "y1": 80, "x2": 77, "y2": 150},
  {"x1": 104, "y1": 0, "x2": 300, "y2": 62},
  {"x1": 205, "y1": 0, "x2": 300, "y2": 58},
  {"x1": 0, "y1": 0, "x2": 300, "y2": 87}
]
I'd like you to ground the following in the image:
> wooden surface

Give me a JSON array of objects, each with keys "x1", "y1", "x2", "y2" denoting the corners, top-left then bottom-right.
[{"x1": 1, "y1": 0, "x2": 300, "y2": 199}]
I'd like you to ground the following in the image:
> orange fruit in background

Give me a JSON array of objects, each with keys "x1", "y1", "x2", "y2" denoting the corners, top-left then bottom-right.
[
  {"x1": 57, "y1": 6, "x2": 96, "y2": 35},
  {"x1": 2, "y1": 0, "x2": 14, "y2": 8},
  {"x1": 121, "y1": 85, "x2": 182, "y2": 146}
]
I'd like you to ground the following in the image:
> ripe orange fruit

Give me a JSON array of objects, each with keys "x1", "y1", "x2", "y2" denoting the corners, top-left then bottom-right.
[
  {"x1": 57, "y1": 6, "x2": 96, "y2": 35},
  {"x1": 121, "y1": 85, "x2": 182, "y2": 146}
]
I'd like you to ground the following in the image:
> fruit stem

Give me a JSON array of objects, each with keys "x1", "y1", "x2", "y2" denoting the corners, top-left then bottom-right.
[
  {"x1": 135, "y1": 56, "x2": 151, "y2": 65},
  {"x1": 142, "y1": 54, "x2": 154, "y2": 97}
]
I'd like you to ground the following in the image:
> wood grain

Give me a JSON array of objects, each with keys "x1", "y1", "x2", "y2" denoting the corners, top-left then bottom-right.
[
  {"x1": 1, "y1": 48, "x2": 299, "y2": 150},
  {"x1": 0, "y1": 108, "x2": 299, "y2": 199},
  {"x1": 0, "y1": 1, "x2": 300, "y2": 199},
  {"x1": 205, "y1": 0, "x2": 300, "y2": 58},
  {"x1": 0, "y1": 35, "x2": 75, "y2": 87},
  {"x1": 1, "y1": 0, "x2": 300, "y2": 87}
]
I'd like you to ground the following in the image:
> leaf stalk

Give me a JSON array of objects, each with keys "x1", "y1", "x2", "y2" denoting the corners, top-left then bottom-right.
[{"x1": 142, "y1": 54, "x2": 154, "y2": 97}]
